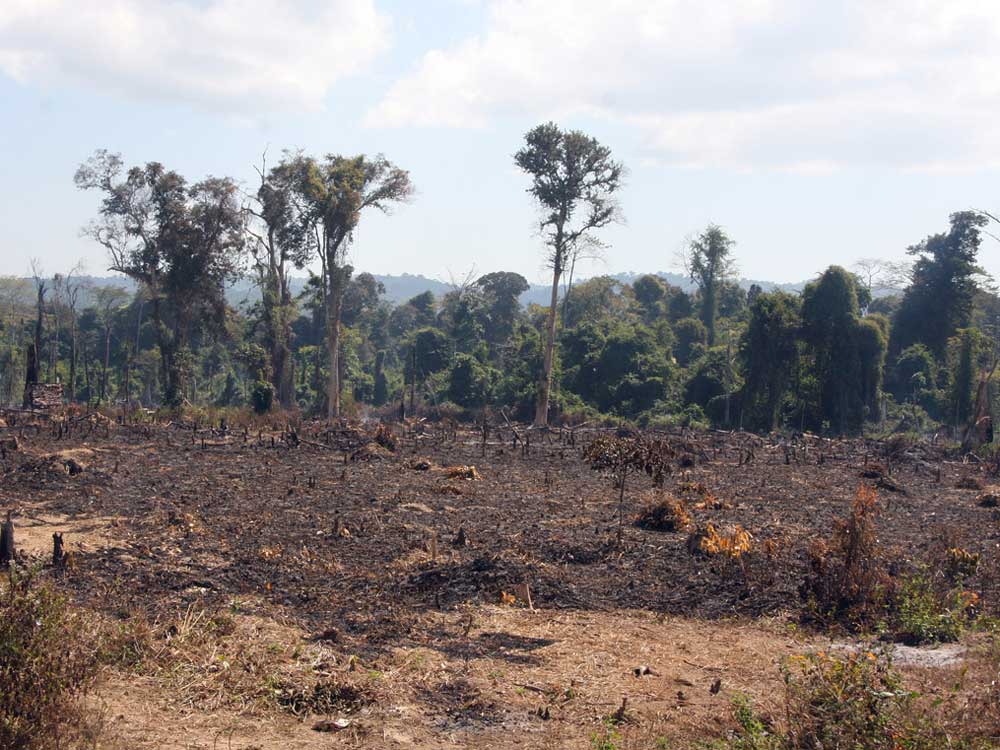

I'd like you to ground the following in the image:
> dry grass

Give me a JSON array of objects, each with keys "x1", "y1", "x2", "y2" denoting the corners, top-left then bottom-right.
[{"x1": 100, "y1": 602, "x2": 373, "y2": 718}]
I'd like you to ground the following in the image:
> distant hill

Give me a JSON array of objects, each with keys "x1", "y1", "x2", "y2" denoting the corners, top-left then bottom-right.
[{"x1": 23, "y1": 270, "x2": 863, "y2": 309}]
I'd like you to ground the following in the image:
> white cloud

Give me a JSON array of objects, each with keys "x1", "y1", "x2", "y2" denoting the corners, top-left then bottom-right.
[
  {"x1": 367, "y1": 0, "x2": 1000, "y2": 170},
  {"x1": 0, "y1": 0, "x2": 390, "y2": 112}
]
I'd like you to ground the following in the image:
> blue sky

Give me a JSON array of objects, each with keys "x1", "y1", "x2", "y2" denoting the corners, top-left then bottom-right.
[{"x1": 2, "y1": 0, "x2": 999, "y2": 286}]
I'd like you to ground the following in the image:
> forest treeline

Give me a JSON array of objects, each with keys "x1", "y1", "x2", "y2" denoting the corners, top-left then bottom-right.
[{"x1": 3, "y1": 124, "x2": 998, "y2": 436}]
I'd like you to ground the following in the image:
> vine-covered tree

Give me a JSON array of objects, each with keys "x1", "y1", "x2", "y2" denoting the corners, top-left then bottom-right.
[
  {"x1": 891, "y1": 211, "x2": 987, "y2": 357},
  {"x1": 801, "y1": 266, "x2": 887, "y2": 433},
  {"x1": 740, "y1": 291, "x2": 800, "y2": 431},
  {"x1": 515, "y1": 122, "x2": 624, "y2": 426}
]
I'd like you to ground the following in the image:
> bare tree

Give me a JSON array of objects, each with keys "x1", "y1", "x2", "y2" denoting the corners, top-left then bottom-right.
[
  {"x1": 560, "y1": 234, "x2": 606, "y2": 321},
  {"x1": 852, "y1": 257, "x2": 911, "y2": 295}
]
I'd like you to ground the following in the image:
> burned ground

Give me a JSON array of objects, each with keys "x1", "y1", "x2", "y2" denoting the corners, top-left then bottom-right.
[{"x1": 1, "y1": 416, "x2": 997, "y2": 748}]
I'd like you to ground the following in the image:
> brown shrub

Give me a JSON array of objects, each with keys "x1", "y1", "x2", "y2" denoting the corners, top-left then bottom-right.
[
  {"x1": 687, "y1": 523, "x2": 753, "y2": 558},
  {"x1": 801, "y1": 485, "x2": 890, "y2": 628},
  {"x1": 635, "y1": 496, "x2": 691, "y2": 532}
]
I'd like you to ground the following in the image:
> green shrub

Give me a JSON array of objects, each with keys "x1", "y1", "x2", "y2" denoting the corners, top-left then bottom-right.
[
  {"x1": 894, "y1": 570, "x2": 965, "y2": 645},
  {"x1": 250, "y1": 379, "x2": 275, "y2": 414},
  {"x1": 0, "y1": 570, "x2": 101, "y2": 749},
  {"x1": 719, "y1": 652, "x2": 945, "y2": 750}
]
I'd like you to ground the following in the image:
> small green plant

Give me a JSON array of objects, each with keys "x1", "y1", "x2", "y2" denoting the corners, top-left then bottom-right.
[
  {"x1": 590, "y1": 720, "x2": 622, "y2": 750},
  {"x1": 894, "y1": 570, "x2": 964, "y2": 644},
  {"x1": 723, "y1": 695, "x2": 781, "y2": 750}
]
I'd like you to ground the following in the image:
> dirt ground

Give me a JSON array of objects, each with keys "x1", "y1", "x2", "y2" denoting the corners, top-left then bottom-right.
[{"x1": 1, "y1": 416, "x2": 996, "y2": 748}]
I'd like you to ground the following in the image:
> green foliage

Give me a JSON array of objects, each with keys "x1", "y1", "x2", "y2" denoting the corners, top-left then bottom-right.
[
  {"x1": 892, "y1": 211, "x2": 988, "y2": 357},
  {"x1": 801, "y1": 266, "x2": 886, "y2": 433},
  {"x1": 561, "y1": 321, "x2": 671, "y2": 417},
  {"x1": 75, "y1": 151, "x2": 245, "y2": 407},
  {"x1": 946, "y1": 328, "x2": 986, "y2": 427},
  {"x1": 448, "y1": 353, "x2": 496, "y2": 408},
  {"x1": 250, "y1": 379, "x2": 275, "y2": 414},
  {"x1": 563, "y1": 276, "x2": 627, "y2": 328},
  {"x1": 476, "y1": 272, "x2": 529, "y2": 352},
  {"x1": 687, "y1": 224, "x2": 737, "y2": 346},
  {"x1": 590, "y1": 720, "x2": 622, "y2": 750},
  {"x1": 0, "y1": 571, "x2": 101, "y2": 749},
  {"x1": 406, "y1": 327, "x2": 451, "y2": 387},
  {"x1": 781, "y1": 651, "x2": 914, "y2": 750},
  {"x1": 673, "y1": 317, "x2": 707, "y2": 367},
  {"x1": 631, "y1": 274, "x2": 667, "y2": 322},
  {"x1": 887, "y1": 344, "x2": 939, "y2": 413},
  {"x1": 722, "y1": 695, "x2": 781, "y2": 750}
]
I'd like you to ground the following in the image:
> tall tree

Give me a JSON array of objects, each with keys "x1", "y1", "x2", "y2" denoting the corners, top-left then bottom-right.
[
  {"x1": 891, "y1": 211, "x2": 987, "y2": 357},
  {"x1": 292, "y1": 154, "x2": 413, "y2": 418},
  {"x1": 685, "y1": 224, "x2": 736, "y2": 346},
  {"x1": 245, "y1": 153, "x2": 314, "y2": 408},
  {"x1": 75, "y1": 151, "x2": 245, "y2": 407},
  {"x1": 515, "y1": 122, "x2": 624, "y2": 426},
  {"x1": 23, "y1": 263, "x2": 45, "y2": 406}
]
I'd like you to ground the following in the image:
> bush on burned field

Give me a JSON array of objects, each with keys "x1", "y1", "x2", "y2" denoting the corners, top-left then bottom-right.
[
  {"x1": 802, "y1": 485, "x2": 974, "y2": 641},
  {"x1": 635, "y1": 495, "x2": 691, "y2": 532},
  {"x1": 724, "y1": 651, "x2": 940, "y2": 750},
  {"x1": 0, "y1": 570, "x2": 101, "y2": 749},
  {"x1": 802, "y1": 485, "x2": 890, "y2": 628}
]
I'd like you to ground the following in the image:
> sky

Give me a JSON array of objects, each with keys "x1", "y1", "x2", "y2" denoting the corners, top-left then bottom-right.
[{"x1": 2, "y1": 0, "x2": 1000, "y2": 287}]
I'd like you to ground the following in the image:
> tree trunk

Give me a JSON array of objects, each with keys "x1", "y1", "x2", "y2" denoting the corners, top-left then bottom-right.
[
  {"x1": 101, "y1": 326, "x2": 111, "y2": 404},
  {"x1": 325, "y1": 274, "x2": 345, "y2": 420},
  {"x1": 22, "y1": 343, "x2": 37, "y2": 408},
  {"x1": 535, "y1": 264, "x2": 562, "y2": 426},
  {"x1": 83, "y1": 339, "x2": 92, "y2": 403},
  {"x1": 68, "y1": 315, "x2": 77, "y2": 403},
  {"x1": 704, "y1": 282, "x2": 717, "y2": 347}
]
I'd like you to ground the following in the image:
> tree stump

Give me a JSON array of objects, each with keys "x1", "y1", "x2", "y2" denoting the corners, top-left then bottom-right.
[
  {"x1": 52, "y1": 532, "x2": 66, "y2": 568},
  {"x1": 0, "y1": 512, "x2": 14, "y2": 565}
]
